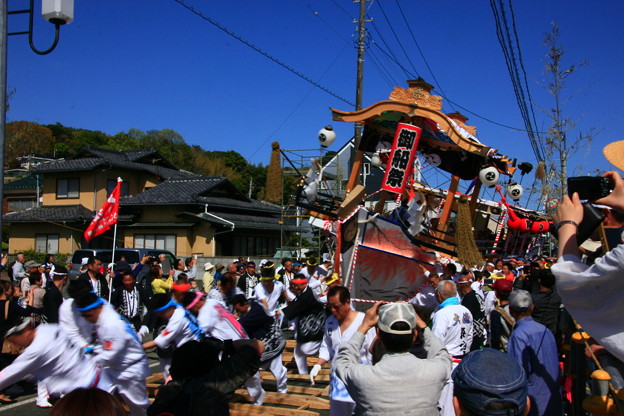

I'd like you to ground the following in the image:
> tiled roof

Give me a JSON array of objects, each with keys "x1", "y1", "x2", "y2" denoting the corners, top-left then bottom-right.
[
  {"x1": 32, "y1": 146, "x2": 194, "y2": 180},
  {"x1": 185, "y1": 211, "x2": 294, "y2": 231},
  {"x1": 5, "y1": 175, "x2": 41, "y2": 190},
  {"x1": 197, "y1": 196, "x2": 281, "y2": 213},
  {"x1": 3, "y1": 205, "x2": 95, "y2": 223},
  {"x1": 121, "y1": 176, "x2": 227, "y2": 205}
]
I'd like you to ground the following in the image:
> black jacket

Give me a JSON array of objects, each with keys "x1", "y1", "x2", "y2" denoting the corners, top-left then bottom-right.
[
  {"x1": 283, "y1": 287, "x2": 326, "y2": 342},
  {"x1": 78, "y1": 271, "x2": 110, "y2": 300}
]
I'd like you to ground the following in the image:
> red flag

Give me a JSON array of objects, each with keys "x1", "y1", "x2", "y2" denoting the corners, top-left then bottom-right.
[{"x1": 84, "y1": 179, "x2": 122, "y2": 242}]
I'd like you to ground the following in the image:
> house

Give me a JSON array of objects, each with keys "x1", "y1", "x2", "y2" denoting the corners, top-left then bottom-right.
[{"x1": 3, "y1": 146, "x2": 291, "y2": 257}]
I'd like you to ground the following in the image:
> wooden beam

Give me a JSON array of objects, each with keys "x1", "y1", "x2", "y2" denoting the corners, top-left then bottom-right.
[
  {"x1": 233, "y1": 391, "x2": 330, "y2": 410},
  {"x1": 438, "y1": 175, "x2": 460, "y2": 234},
  {"x1": 229, "y1": 403, "x2": 319, "y2": 416},
  {"x1": 346, "y1": 150, "x2": 365, "y2": 192}
]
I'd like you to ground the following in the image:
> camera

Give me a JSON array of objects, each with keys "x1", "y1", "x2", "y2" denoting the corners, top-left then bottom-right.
[
  {"x1": 42, "y1": 0, "x2": 74, "y2": 25},
  {"x1": 567, "y1": 176, "x2": 611, "y2": 200}
]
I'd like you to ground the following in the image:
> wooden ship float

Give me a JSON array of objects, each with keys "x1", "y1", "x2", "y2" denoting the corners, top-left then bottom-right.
[{"x1": 293, "y1": 79, "x2": 550, "y2": 306}]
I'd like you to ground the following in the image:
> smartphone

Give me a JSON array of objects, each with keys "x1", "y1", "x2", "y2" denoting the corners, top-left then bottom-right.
[
  {"x1": 567, "y1": 176, "x2": 611, "y2": 200},
  {"x1": 483, "y1": 278, "x2": 495, "y2": 286}
]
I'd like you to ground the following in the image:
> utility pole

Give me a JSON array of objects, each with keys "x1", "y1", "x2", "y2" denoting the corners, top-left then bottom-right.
[
  {"x1": 348, "y1": 0, "x2": 370, "y2": 190},
  {"x1": 0, "y1": 1, "x2": 7, "y2": 250}
]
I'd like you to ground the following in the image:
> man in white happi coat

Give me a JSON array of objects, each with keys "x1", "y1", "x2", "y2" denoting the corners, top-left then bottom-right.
[
  {"x1": 255, "y1": 274, "x2": 290, "y2": 317},
  {"x1": 431, "y1": 280, "x2": 473, "y2": 416},
  {"x1": 0, "y1": 319, "x2": 112, "y2": 404},
  {"x1": 310, "y1": 286, "x2": 376, "y2": 416},
  {"x1": 142, "y1": 293, "x2": 206, "y2": 380},
  {"x1": 183, "y1": 291, "x2": 267, "y2": 405},
  {"x1": 73, "y1": 290, "x2": 150, "y2": 416}
]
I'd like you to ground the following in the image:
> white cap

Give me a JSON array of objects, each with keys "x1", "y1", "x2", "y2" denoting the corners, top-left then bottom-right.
[{"x1": 378, "y1": 303, "x2": 416, "y2": 335}]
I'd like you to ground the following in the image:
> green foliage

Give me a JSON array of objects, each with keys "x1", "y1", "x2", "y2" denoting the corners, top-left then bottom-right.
[
  {"x1": 36, "y1": 122, "x2": 271, "y2": 198},
  {"x1": 20, "y1": 249, "x2": 71, "y2": 267}
]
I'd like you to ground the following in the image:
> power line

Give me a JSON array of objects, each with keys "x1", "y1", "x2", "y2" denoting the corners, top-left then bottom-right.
[
  {"x1": 172, "y1": 0, "x2": 355, "y2": 107},
  {"x1": 374, "y1": 0, "x2": 420, "y2": 78},
  {"x1": 393, "y1": 0, "x2": 456, "y2": 112}
]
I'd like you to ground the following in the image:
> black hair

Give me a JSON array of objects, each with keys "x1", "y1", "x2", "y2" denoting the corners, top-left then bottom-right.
[
  {"x1": 122, "y1": 270, "x2": 134, "y2": 278},
  {"x1": 503, "y1": 262, "x2": 513, "y2": 270},
  {"x1": 230, "y1": 294, "x2": 248, "y2": 306},
  {"x1": 44, "y1": 253, "x2": 54, "y2": 264},
  {"x1": 379, "y1": 322, "x2": 414, "y2": 353},
  {"x1": 150, "y1": 293, "x2": 173, "y2": 311},
  {"x1": 181, "y1": 291, "x2": 200, "y2": 308},
  {"x1": 28, "y1": 272, "x2": 42, "y2": 286},
  {"x1": 220, "y1": 272, "x2": 235, "y2": 286},
  {"x1": 87, "y1": 257, "x2": 100, "y2": 266},
  {"x1": 327, "y1": 286, "x2": 350, "y2": 304},
  {"x1": 447, "y1": 263, "x2": 457, "y2": 274},
  {"x1": 537, "y1": 268, "x2": 556, "y2": 289},
  {"x1": 67, "y1": 279, "x2": 93, "y2": 298}
]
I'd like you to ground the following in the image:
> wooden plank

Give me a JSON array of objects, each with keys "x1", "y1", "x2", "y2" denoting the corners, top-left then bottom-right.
[
  {"x1": 260, "y1": 371, "x2": 330, "y2": 383},
  {"x1": 233, "y1": 390, "x2": 330, "y2": 410},
  {"x1": 229, "y1": 403, "x2": 319, "y2": 416}
]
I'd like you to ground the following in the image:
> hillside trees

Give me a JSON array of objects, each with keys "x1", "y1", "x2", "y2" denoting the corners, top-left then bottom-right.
[{"x1": 5, "y1": 121, "x2": 272, "y2": 199}]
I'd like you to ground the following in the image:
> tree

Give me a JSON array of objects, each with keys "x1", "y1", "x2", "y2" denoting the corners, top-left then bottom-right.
[
  {"x1": 5, "y1": 121, "x2": 56, "y2": 167},
  {"x1": 537, "y1": 22, "x2": 595, "y2": 205}
]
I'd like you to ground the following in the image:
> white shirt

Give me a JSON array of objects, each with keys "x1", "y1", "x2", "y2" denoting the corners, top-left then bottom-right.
[
  {"x1": 431, "y1": 303, "x2": 473, "y2": 357},
  {"x1": 408, "y1": 284, "x2": 438, "y2": 313},
  {"x1": 207, "y1": 287, "x2": 244, "y2": 312},
  {"x1": 0, "y1": 324, "x2": 110, "y2": 395},
  {"x1": 255, "y1": 281, "x2": 285, "y2": 315},
  {"x1": 92, "y1": 302, "x2": 149, "y2": 380},
  {"x1": 198, "y1": 299, "x2": 248, "y2": 341},
  {"x1": 319, "y1": 312, "x2": 375, "y2": 402},
  {"x1": 59, "y1": 298, "x2": 94, "y2": 349},
  {"x1": 551, "y1": 246, "x2": 624, "y2": 363},
  {"x1": 483, "y1": 290, "x2": 498, "y2": 322},
  {"x1": 153, "y1": 305, "x2": 204, "y2": 349}
]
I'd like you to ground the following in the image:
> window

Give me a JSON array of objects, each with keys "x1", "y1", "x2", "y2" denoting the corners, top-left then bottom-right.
[
  {"x1": 134, "y1": 234, "x2": 176, "y2": 252},
  {"x1": 107, "y1": 179, "x2": 129, "y2": 196},
  {"x1": 7, "y1": 198, "x2": 35, "y2": 212},
  {"x1": 56, "y1": 178, "x2": 79, "y2": 199},
  {"x1": 35, "y1": 234, "x2": 59, "y2": 253},
  {"x1": 233, "y1": 236, "x2": 279, "y2": 256}
]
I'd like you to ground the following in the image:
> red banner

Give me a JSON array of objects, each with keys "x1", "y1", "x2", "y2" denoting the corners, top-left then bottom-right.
[
  {"x1": 381, "y1": 123, "x2": 421, "y2": 194},
  {"x1": 84, "y1": 179, "x2": 122, "y2": 242}
]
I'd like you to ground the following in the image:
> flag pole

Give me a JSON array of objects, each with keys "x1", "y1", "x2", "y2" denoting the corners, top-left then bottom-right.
[
  {"x1": 108, "y1": 177, "x2": 122, "y2": 303},
  {"x1": 109, "y1": 222, "x2": 118, "y2": 303}
]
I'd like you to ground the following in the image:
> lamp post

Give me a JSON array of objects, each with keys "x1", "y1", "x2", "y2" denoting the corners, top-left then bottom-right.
[{"x1": 0, "y1": 0, "x2": 73, "y2": 250}]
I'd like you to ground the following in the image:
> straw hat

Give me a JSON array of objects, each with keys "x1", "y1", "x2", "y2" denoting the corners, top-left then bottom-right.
[{"x1": 603, "y1": 140, "x2": 624, "y2": 171}]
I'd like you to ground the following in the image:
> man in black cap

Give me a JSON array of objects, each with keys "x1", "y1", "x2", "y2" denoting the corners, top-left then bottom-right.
[{"x1": 452, "y1": 348, "x2": 530, "y2": 415}]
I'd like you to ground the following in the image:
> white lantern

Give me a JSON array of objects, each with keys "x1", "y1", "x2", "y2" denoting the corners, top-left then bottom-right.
[
  {"x1": 508, "y1": 183, "x2": 523, "y2": 200},
  {"x1": 478, "y1": 166, "x2": 499, "y2": 187},
  {"x1": 425, "y1": 153, "x2": 441, "y2": 167},
  {"x1": 371, "y1": 152, "x2": 382, "y2": 167},
  {"x1": 318, "y1": 126, "x2": 336, "y2": 148}
]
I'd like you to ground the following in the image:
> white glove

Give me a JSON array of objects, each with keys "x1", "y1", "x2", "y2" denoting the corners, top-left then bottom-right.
[
  {"x1": 309, "y1": 364, "x2": 322, "y2": 385},
  {"x1": 138, "y1": 325, "x2": 150, "y2": 341}
]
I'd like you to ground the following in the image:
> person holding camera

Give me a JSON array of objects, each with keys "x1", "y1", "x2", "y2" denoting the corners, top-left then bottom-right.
[
  {"x1": 551, "y1": 163, "x2": 624, "y2": 363},
  {"x1": 335, "y1": 301, "x2": 451, "y2": 415}
]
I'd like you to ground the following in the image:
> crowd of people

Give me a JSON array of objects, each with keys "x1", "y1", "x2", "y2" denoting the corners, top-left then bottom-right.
[{"x1": 1, "y1": 160, "x2": 624, "y2": 415}]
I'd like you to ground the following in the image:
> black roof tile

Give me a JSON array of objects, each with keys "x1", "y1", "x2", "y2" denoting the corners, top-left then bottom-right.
[{"x1": 3, "y1": 205, "x2": 95, "y2": 223}]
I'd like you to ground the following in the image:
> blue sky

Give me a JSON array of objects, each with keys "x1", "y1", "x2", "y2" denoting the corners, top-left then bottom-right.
[{"x1": 5, "y1": 0, "x2": 624, "y2": 191}]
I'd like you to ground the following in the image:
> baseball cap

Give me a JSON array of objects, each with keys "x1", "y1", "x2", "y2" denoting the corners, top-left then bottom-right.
[
  {"x1": 24, "y1": 260, "x2": 41, "y2": 269},
  {"x1": 452, "y1": 348, "x2": 527, "y2": 416},
  {"x1": 509, "y1": 290, "x2": 533, "y2": 312},
  {"x1": 378, "y1": 303, "x2": 416, "y2": 335}
]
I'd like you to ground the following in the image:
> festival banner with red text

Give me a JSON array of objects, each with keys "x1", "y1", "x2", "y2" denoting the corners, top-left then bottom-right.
[{"x1": 381, "y1": 123, "x2": 421, "y2": 194}]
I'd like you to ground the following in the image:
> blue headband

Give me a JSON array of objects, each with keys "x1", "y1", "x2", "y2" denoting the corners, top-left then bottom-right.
[
  {"x1": 153, "y1": 298, "x2": 175, "y2": 313},
  {"x1": 76, "y1": 297, "x2": 104, "y2": 311}
]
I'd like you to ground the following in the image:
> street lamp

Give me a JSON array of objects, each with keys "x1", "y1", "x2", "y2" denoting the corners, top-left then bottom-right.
[
  {"x1": 0, "y1": 0, "x2": 74, "y2": 250},
  {"x1": 9, "y1": 0, "x2": 74, "y2": 55}
]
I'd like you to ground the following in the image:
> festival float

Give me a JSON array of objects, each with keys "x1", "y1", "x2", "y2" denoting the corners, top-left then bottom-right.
[{"x1": 292, "y1": 79, "x2": 552, "y2": 307}]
